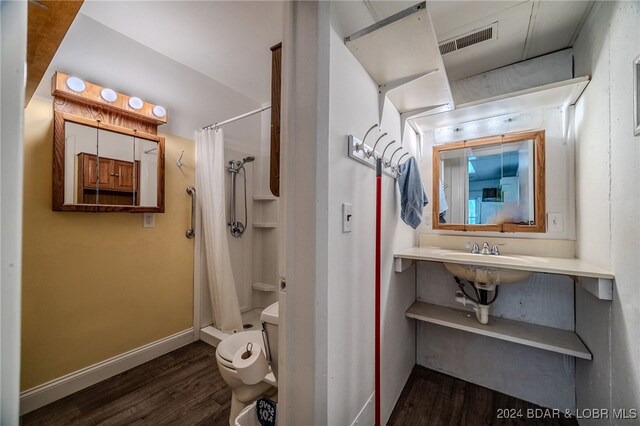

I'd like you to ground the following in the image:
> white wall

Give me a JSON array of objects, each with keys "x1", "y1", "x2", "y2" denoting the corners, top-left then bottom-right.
[
  {"x1": 280, "y1": 2, "x2": 330, "y2": 423},
  {"x1": 0, "y1": 1, "x2": 27, "y2": 423},
  {"x1": 573, "y1": 2, "x2": 640, "y2": 423},
  {"x1": 251, "y1": 109, "x2": 279, "y2": 309},
  {"x1": 327, "y1": 7, "x2": 417, "y2": 424}
]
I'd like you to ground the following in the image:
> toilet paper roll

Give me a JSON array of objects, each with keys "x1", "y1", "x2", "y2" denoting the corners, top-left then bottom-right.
[{"x1": 232, "y1": 342, "x2": 269, "y2": 385}]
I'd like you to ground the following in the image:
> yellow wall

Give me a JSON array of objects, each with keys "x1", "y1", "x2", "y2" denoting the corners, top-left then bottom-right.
[{"x1": 21, "y1": 98, "x2": 195, "y2": 390}]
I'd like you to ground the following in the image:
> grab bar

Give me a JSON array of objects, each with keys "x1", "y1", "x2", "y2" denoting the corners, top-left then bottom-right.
[{"x1": 186, "y1": 186, "x2": 196, "y2": 239}]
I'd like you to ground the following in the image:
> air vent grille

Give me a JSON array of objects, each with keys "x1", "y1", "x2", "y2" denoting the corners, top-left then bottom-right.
[
  {"x1": 439, "y1": 40, "x2": 457, "y2": 55},
  {"x1": 439, "y1": 23, "x2": 497, "y2": 55}
]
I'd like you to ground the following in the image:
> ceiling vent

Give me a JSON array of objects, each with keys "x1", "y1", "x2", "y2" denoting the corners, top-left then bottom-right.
[{"x1": 439, "y1": 22, "x2": 498, "y2": 55}]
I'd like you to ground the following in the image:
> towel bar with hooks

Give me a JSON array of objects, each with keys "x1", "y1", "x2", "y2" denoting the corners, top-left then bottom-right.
[{"x1": 348, "y1": 123, "x2": 412, "y2": 178}]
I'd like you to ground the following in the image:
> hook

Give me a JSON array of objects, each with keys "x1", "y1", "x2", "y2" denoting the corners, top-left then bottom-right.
[
  {"x1": 361, "y1": 124, "x2": 378, "y2": 145},
  {"x1": 370, "y1": 132, "x2": 387, "y2": 158},
  {"x1": 397, "y1": 152, "x2": 410, "y2": 165},
  {"x1": 355, "y1": 124, "x2": 378, "y2": 155},
  {"x1": 176, "y1": 150, "x2": 185, "y2": 167},
  {"x1": 386, "y1": 146, "x2": 404, "y2": 167},
  {"x1": 381, "y1": 140, "x2": 397, "y2": 160},
  {"x1": 395, "y1": 153, "x2": 410, "y2": 175}
]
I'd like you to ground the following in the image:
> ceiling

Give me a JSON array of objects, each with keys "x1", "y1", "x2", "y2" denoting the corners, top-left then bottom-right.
[
  {"x1": 336, "y1": 1, "x2": 593, "y2": 81},
  {"x1": 35, "y1": 1, "x2": 284, "y2": 141},
  {"x1": 35, "y1": 1, "x2": 593, "y2": 140},
  {"x1": 79, "y1": 1, "x2": 283, "y2": 105}
]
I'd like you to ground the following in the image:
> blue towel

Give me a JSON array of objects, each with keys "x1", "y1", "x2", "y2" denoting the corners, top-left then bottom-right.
[{"x1": 397, "y1": 157, "x2": 428, "y2": 229}]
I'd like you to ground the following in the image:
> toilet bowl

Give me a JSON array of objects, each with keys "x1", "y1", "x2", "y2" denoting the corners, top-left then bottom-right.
[{"x1": 215, "y1": 302, "x2": 279, "y2": 425}]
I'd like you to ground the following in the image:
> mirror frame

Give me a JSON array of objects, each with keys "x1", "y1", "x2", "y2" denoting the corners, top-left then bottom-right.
[
  {"x1": 432, "y1": 130, "x2": 545, "y2": 232},
  {"x1": 53, "y1": 112, "x2": 165, "y2": 212}
]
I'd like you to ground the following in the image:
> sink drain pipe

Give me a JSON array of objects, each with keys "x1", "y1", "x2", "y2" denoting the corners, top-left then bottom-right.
[{"x1": 453, "y1": 277, "x2": 499, "y2": 324}]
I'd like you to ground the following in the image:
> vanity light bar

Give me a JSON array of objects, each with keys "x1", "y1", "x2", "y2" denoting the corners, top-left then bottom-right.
[
  {"x1": 51, "y1": 72, "x2": 167, "y2": 125},
  {"x1": 433, "y1": 109, "x2": 543, "y2": 144},
  {"x1": 100, "y1": 88, "x2": 117, "y2": 102}
]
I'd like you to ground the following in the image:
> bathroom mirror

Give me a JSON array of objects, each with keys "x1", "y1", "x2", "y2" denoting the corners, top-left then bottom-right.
[
  {"x1": 432, "y1": 130, "x2": 545, "y2": 232},
  {"x1": 53, "y1": 113, "x2": 165, "y2": 212}
]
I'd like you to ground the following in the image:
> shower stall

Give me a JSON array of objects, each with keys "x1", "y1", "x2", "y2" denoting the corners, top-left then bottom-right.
[{"x1": 198, "y1": 145, "x2": 279, "y2": 344}]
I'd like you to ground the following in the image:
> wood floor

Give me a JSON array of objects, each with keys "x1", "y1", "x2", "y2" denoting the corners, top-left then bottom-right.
[
  {"x1": 21, "y1": 341, "x2": 232, "y2": 426},
  {"x1": 388, "y1": 365, "x2": 578, "y2": 426},
  {"x1": 22, "y1": 342, "x2": 577, "y2": 426}
]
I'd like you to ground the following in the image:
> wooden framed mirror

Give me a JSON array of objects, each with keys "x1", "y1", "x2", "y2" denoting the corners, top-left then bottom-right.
[
  {"x1": 432, "y1": 130, "x2": 545, "y2": 232},
  {"x1": 51, "y1": 71, "x2": 166, "y2": 212},
  {"x1": 53, "y1": 113, "x2": 165, "y2": 212}
]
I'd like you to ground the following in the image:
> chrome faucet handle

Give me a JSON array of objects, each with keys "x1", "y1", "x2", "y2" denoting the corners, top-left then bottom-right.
[
  {"x1": 465, "y1": 241, "x2": 480, "y2": 254},
  {"x1": 490, "y1": 243, "x2": 505, "y2": 255},
  {"x1": 480, "y1": 242, "x2": 491, "y2": 255}
]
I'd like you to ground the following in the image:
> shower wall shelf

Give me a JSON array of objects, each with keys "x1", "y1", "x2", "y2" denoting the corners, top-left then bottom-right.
[
  {"x1": 252, "y1": 282, "x2": 277, "y2": 292},
  {"x1": 345, "y1": 1, "x2": 454, "y2": 136},
  {"x1": 406, "y1": 301, "x2": 592, "y2": 360},
  {"x1": 253, "y1": 195, "x2": 278, "y2": 201},
  {"x1": 253, "y1": 223, "x2": 277, "y2": 228}
]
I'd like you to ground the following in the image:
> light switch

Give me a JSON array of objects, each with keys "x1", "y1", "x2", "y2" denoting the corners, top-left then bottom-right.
[
  {"x1": 143, "y1": 213, "x2": 156, "y2": 228},
  {"x1": 342, "y1": 203, "x2": 353, "y2": 233},
  {"x1": 548, "y1": 213, "x2": 563, "y2": 233}
]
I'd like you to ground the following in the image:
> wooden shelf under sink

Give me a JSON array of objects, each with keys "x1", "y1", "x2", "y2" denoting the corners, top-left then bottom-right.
[{"x1": 406, "y1": 301, "x2": 591, "y2": 360}]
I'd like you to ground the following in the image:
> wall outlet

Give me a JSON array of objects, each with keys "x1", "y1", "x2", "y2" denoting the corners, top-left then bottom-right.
[
  {"x1": 548, "y1": 213, "x2": 563, "y2": 233},
  {"x1": 342, "y1": 203, "x2": 353, "y2": 233},
  {"x1": 143, "y1": 213, "x2": 156, "y2": 228}
]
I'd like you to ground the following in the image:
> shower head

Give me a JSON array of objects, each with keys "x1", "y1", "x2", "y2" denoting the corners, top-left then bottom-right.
[{"x1": 229, "y1": 156, "x2": 256, "y2": 172}]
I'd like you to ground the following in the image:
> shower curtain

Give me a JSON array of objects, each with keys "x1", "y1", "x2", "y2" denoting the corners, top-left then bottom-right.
[{"x1": 196, "y1": 128, "x2": 243, "y2": 333}]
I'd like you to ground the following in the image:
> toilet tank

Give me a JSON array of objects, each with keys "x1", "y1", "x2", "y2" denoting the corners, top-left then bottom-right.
[{"x1": 261, "y1": 302, "x2": 279, "y2": 381}]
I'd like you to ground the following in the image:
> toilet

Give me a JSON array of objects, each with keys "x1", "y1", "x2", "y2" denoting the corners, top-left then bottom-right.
[{"x1": 215, "y1": 302, "x2": 279, "y2": 425}]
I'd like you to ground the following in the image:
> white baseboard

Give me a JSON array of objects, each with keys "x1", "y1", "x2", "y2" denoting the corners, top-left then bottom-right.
[
  {"x1": 20, "y1": 328, "x2": 195, "y2": 415},
  {"x1": 351, "y1": 392, "x2": 374, "y2": 426},
  {"x1": 199, "y1": 325, "x2": 229, "y2": 348}
]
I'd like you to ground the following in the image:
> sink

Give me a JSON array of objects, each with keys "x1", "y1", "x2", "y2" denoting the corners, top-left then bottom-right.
[
  {"x1": 442, "y1": 262, "x2": 533, "y2": 286},
  {"x1": 438, "y1": 251, "x2": 542, "y2": 286},
  {"x1": 437, "y1": 251, "x2": 548, "y2": 264}
]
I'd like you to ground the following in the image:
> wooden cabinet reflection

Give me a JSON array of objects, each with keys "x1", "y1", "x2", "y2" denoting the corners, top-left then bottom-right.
[{"x1": 77, "y1": 153, "x2": 140, "y2": 205}]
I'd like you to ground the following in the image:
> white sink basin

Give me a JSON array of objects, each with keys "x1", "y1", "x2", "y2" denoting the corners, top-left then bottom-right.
[
  {"x1": 437, "y1": 251, "x2": 546, "y2": 264},
  {"x1": 437, "y1": 251, "x2": 548, "y2": 286},
  {"x1": 442, "y1": 262, "x2": 533, "y2": 286}
]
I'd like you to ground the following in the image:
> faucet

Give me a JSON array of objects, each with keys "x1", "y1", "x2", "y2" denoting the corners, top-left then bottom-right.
[
  {"x1": 468, "y1": 241, "x2": 504, "y2": 255},
  {"x1": 465, "y1": 241, "x2": 480, "y2": 254},
  {"x1": 480, "y1": 242, "x2": 490, "y2": 255}
]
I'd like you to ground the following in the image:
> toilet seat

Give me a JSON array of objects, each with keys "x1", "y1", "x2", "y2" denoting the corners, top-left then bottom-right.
[{"x1": 216, "y1": 330, "x2": 265, "y2": 364}]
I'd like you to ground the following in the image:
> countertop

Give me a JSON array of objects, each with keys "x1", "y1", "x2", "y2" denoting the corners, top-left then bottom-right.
[{"x1": 394, "y1": 246, "x2": 614, "y2": 279}]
